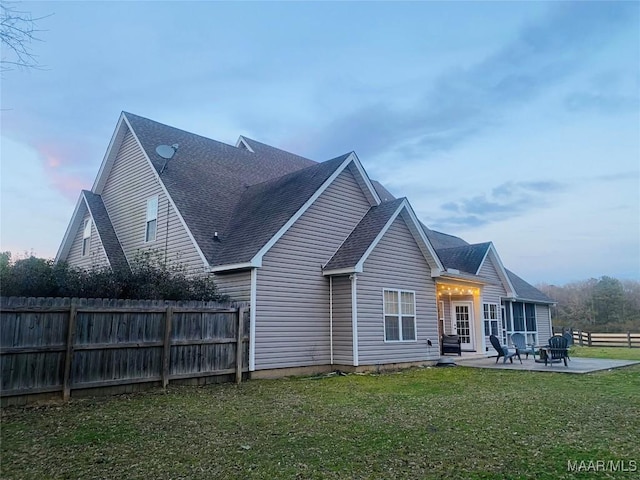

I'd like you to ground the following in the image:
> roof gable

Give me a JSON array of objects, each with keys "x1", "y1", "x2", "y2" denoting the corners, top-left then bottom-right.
[
  {"x1": 323, "y1": 198, "x2": 443, "y2": 275},
  {"x1": 82, "y1": 191, "x2": 129, "y2": 271},
  {"x1": 212, "y1": 152, "x2": 382, "y2": 270},
  {"x1": 55, "y1": 191, "x2": 128, "y2": 272}
]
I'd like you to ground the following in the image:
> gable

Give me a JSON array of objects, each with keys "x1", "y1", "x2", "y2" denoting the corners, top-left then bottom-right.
[
  {"x1": 211, "y1": 154, "x2": 381, "y2": 270},
  {"x1": 99, "y1": 127, "x2": 206, "y2": 272},
  {"x1": 477, "y1": 250, "x2": 508, "y2": 297},
  {"x1": 323, "y1": 199, "x2": 443, "y2": 276},
  {"x1": 64, "y1": 208, "x2": 109, "y2": 269}
]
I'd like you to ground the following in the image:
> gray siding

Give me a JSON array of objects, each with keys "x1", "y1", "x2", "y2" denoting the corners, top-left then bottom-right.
[
  {"x1": 478, "y1": 252, "x2": 508, "y2": 300},
  {"x1": 479, "y1": 251, "x2": 508, "y2": 348},
  {"x1": 215, "y1": 270, "x2": 251, "y2": 303},
  {"x1": 100, "y1": 129, "x2": 205, "y2": 273},
  {"x1": 536, "y1": 304, "x2": 552, "y2": 343},
  {"x1": 66, "y1": 210, "x2": 110, "y2": 269},
  {"x1": 254, "y1": 167, "x2": 371, "y2": 370},
  {"x1": 357, "y1": 216, "x2": 439, "y2": 365},
  {"x1": 331, "y1": 275, "x2": 353, "y2": 365}
]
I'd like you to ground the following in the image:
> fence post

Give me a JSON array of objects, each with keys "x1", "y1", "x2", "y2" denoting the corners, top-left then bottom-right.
[
  {"x1": 587, "y1": 331, "x2": 592, "y2": 347},
  {"x1": 162, "y1": 306, "x2": 173, "y2": 389},
  {"x1": 236, "y1": 307, "x2": 245, "y2": 384},
  {"x1": 62, "y1": 305, "x2": 77, "y2": 401},
  {"x1": 578, "y1": 329, "x2": 583, "y2": 346},
  {"x1": 628, "y1": 331, "x2": 632, "y2": 349}
]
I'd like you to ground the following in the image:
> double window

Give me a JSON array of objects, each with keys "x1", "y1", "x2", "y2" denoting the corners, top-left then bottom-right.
[
  {"x1": 82, "y1": 219, "x2": 91, "y2": 256},
  {"x1": 504, "y1": 301, "x2": 537, "y2": 345},
  {"x1": 145, "y1": 196, "x2": 158, "y2": 242},
  {"x1": 383, "y1": 289, "x2": 416, "y2": 342}
]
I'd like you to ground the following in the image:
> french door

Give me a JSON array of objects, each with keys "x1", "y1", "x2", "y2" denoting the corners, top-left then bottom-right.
[{"x1": 451, "y1": 301, "x2": 474, "y2": 350}]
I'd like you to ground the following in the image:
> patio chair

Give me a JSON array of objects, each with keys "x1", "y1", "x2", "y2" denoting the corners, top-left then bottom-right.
[
  {"x1": 545, "y1": 335, "x2": 569, "y2": 367},
  {"x1": 562, "y1": 332, "x2": 573, "y2": 361},
  {"x1": 489, "y1": 335, "x2": 522, "y2": 364},
  {"x1": 440, "y1": 334, "x2": 462, "y2": 356},
  {"x1": 510, "y1": 333, "x2": 536, "y2": 360}
]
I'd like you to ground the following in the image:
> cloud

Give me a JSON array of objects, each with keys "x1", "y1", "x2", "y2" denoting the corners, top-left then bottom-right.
[
  {"x1": 430, "y1": 180, "x2": 566, "y2": 229},
  {"x1": 565, "y1": 92, "x2": 640, "y2": 115},
  {"x1": 33, "y1": 142, "x2": 93, "y2": 200},
  {"x1": 303, "y1": 2, "x2": 638, "y2": 161}
]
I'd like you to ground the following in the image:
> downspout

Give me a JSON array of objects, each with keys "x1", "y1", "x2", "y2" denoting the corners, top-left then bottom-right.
[
  {"x1": 350, "y1": 273, "x2": 359, "y2": 367},
  {"x1": 329, "y1": 276, "x2": 334, "y2": 365},
  {"x1": 249, "y1": 268, "x2": 257, "y2": 371}
]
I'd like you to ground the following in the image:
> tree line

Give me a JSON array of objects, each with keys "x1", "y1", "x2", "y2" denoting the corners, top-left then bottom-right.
[
  {"x1": 0, "y1": 251, "x2": 226, "y2": 301},
  {"x1": 537, "y1": 276, "x2": 640, "y2": 333}
]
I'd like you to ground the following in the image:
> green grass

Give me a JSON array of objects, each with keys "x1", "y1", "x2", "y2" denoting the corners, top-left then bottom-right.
[
  {"x1": 2, "y1": 365, "x2": 639, "y2": 480},
  {"x1": 570, "y1": 346, "x2": 640, "y2": 361}
]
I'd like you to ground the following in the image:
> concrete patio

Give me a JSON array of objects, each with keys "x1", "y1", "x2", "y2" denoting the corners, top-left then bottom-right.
[{"x1": 450, "y1": 355, "x2": 640, "y2": 374}]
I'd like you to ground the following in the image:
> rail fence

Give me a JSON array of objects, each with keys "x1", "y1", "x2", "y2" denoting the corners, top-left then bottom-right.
[
  {"x1": 554, "y1": 327, "x2": 639, "y2": 348},
  {"x1": 1, "y1": 297, "x2": 249, "y2": 406}
]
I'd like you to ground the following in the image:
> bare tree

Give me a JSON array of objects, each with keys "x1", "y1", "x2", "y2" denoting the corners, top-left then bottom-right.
[{"x1": 0, "y1": 1, "x2": 49, "y2": 72}]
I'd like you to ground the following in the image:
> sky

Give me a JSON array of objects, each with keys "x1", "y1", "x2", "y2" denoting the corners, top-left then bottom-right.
[{"x1": 1, "y1": 1, "x2": 638, "y2": 286}]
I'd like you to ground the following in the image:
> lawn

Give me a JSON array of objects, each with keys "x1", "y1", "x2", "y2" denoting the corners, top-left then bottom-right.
[
  {"x1": 570, "y1": 346, "x2": 640, "y2": 361},
  {"x1": 2, "y1": 363, "x2": 639, "y2": 480}
]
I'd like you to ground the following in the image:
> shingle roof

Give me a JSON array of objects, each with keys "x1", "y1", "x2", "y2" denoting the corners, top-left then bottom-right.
[
  {"x1": 124, "y1": 113, "x2": 316, "y2": 264},
  {"x1": 82, "y1": 190, "x2": 129, "y2": 272},
  {"x1": 323, "y1": 198, "x2": 405, "y2": 271},
  {"x1": 419, "y1": 223, "x2": 469, "y2": 250},
  {"x1": 435, "y1": 243, "x2": 491, "y2": 275},
  {"x1": 371, "y1": 180, "x2": 396, "y2": 202},
  {"x1": 239, "y1": 137, "x2": 317, "y2": 169},
  {"x1": 212, "y1": 154, "x2": 352, "y2": 266},
  {"x1": 506, "y1": 269, "x2": 554, "y2": 303}
]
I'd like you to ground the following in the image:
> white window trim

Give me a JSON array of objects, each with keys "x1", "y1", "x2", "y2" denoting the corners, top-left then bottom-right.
[
  {"x1": 82, "y1": 219, "x2": 92, "y2": 256},
  {"x1": 383, "y1": 288, "x2": 417, "y2": 343},
  {"x1": 483, "y1": 302, "x2": 500, "y2": 337},
  {"x1": 145, "y1": 195, "x2": 159, "y2": 243}
]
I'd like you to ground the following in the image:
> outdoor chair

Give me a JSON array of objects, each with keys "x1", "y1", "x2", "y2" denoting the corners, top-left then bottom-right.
[
  {"x1": 545, "y1": 335, "x2": 569, "y2": 367},
  {"x1": 441, "y1": 334, "x2": 462, "y2": 356},
  {"x1": 562, "y1": 332, "x2": 573, "y2": 361},
  {"x1": 510, "y1": 333, "x2": 536, "y2": 360},
  {"x1": 490, "y1": 335, "x2": 522, "y2": 364}
]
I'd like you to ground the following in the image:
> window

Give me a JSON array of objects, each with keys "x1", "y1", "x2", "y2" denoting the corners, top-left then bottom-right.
[
  {"x1": 483, "y1": 303, "x2": 499, "y2": 337},
  {"x1": 383, "y1": 289, "x2": 416, "y2": 342},
  {"x1": 145, "y1": 196, "x2": 158, "y2": 242},
  {"x1": 504, "y1": 301, "x2": 537, "y2": 345},
  {"x1": 82, "y1": 219, "x2": 91, "y2": 256}
]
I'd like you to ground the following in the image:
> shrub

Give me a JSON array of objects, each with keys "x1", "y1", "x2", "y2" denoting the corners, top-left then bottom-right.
[{"x1": 0, "y1": 251, "x2": 226, "y2": 301}]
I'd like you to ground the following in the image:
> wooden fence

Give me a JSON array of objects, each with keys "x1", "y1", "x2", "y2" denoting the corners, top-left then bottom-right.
[
  {"x1": 1, "y1": 297, "x2": 249, "y2": 406},
  {"x1": 554, "y1": 327, "x2": 639, "y2": 348}
]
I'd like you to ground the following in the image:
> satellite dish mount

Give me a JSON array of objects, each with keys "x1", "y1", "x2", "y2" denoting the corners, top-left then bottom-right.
[{"x1": 156, "y1": 143, "x2": 179, "y2": 174}]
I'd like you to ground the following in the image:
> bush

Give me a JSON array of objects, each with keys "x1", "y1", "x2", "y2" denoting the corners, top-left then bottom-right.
[{"x1": 0, "y1": 251, "x2": 226, "y2": 301}]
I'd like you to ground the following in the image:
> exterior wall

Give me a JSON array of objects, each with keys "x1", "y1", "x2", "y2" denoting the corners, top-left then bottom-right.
[
  {"x1": 331, "y1": 275, "x2": 353, "y2": 365},
  {"x1": 357, "y1": 216, "x2": 439, "y2": 365},
  {"x1": 66, "y1": 210, "x2": 110, "y2": 270},
  {"x1": 536, "y1": 304, "x2": 552, "y2": 344},
  {"x1": 215, "y1": 270, "x2": 251, "y2": 303},
  {"x1": 100, "y1": 128, "x2": 205, "y2": 273},
  {"x1": 254, "y1": 167, "x2": 371, "y2": 370},
  {"x1": 478, "y1": 252, "x2": 508, "y2": 351}
]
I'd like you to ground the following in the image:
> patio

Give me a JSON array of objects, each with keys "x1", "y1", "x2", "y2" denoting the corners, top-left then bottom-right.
[{"x1": 451, "y1": 355, "x2": 640, "y2": 374}]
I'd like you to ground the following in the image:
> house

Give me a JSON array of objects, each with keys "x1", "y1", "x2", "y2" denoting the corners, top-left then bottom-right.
[{"x1": 56, "y1": 112, "x2": 554, "y2": 377}]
